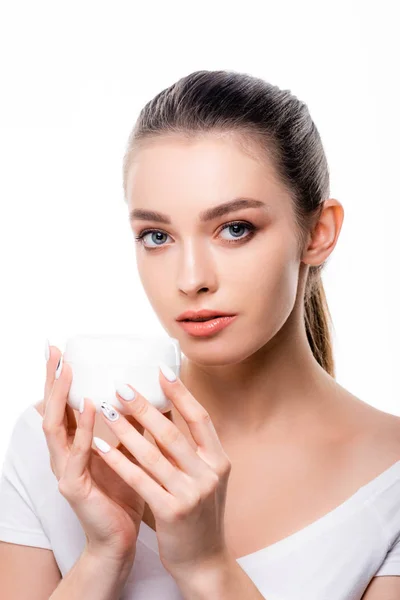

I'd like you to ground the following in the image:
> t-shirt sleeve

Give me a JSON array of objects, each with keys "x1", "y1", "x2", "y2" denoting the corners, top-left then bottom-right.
[
  {"x1": 374, "y1": 532, "x2": 400, "y2": 577},
  {"x1": 0, "y1": 419, "x2": 52, "y2": 550}
]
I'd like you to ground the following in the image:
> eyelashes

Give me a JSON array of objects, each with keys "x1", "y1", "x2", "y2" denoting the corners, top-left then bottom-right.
[{"x1": 134, "y1": 220, "x2": 257, "y2": 251}]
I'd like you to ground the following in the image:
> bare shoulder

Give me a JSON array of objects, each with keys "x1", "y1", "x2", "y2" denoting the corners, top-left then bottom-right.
[
  {"x1": 373, "y1": 409, "x2": 400, "y2": 455},
  {"x1": 360, "y1": 401, "x2": 400, "y2": 444},
  {"x1": 347, "y1": 394, "x2": 400, "y2": 466}
]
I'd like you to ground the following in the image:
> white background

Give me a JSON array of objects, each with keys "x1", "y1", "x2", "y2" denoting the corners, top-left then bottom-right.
[{"x1": 0, "y1": 0, "x2": 398, "y2": 459}]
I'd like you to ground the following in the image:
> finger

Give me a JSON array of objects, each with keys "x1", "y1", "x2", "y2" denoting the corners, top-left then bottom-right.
[
  {"x1": 158, "y1": 368, "x2": 228, "y2": 460},
  {"x1": 124, "y1": 414, "x2": 145, "y2": 435},
  {"x1": 42, "y1": 356, "x2": 73, "y2": 475},
  {"x1": 114, "y1": 386, "x2": 207, "y2": 478},
  {"x1": 117, "y1": 414, "x2": 144, "y2": 451},
  {"x1": 43, "y1": 345, "x2": 62, "y2": 412},
  {"x1": 116, "y1": 415, "x2": 159, "y2": 479},
  {"x1": 93, "y1": 439, "x2": 174, "y2": 517},
  {"x1": 63, "y1": 397, "x2": 96, "y2": 480},
  {"x1": 117, "y1": 415, "x2": 178, "y2": 486},
  {"x1": 65, "y1": 402, "x2": 78, "y2": 439},
  {"x1": 164, "y1": 410, "x2": 174, "y2": 423},
  {"x1": 153, "y1": 410, "x2": 177, "y2": 463},
  {"x1": 100, "y1": 407, "x2": 190, "y2": 495}
]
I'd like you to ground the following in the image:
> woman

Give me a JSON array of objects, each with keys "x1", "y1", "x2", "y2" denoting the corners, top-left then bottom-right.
[{"x1": 1, "y1": 70, "x2": 399, "y2": 600}]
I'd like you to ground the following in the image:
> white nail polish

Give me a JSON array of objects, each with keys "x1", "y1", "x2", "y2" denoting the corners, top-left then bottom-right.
[
  {"x1": 115, "y1": 383, "x2": 136, "y2": 401},
  {"x1": 93, "y1": 436, "x2": 111, "y2": 453},
  {"x1": 159, "y1": 361, "x2": 177, "y2": 382},
  {"x1": 55, "y1": 355, "x2": 63, "y2": 379},
  {"x1": 45, "y1": 339, "x2": 50, "y2": 362},
  {"x1": 79, "y1": 397, "x2": 85, "y2": 414}
]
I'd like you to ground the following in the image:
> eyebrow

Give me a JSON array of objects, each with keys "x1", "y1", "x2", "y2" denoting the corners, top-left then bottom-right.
[{"x1": 129, "y1": 197, "x2": 269, "y2": 225}]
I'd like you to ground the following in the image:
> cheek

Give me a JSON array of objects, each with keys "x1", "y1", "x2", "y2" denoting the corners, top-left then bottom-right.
[{"x1": 246, "y1": 235, "x2": 300, "y2": 324}]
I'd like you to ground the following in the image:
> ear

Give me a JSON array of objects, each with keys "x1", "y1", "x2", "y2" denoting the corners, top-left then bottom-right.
[{"x1": 302, "y1": 198, "x2": 345, "y2": 266}]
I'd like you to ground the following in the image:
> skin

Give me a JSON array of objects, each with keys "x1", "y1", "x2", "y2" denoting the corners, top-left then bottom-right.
[
  {"x1": 125, "y1": 131, "x2": 364, "y2": 452},
  {"x1": 31, "y1": 131, "x2": 400, "y2": 599},
  {"x1": 35, "y1": 131, "x2": 400, "y2": 570}
]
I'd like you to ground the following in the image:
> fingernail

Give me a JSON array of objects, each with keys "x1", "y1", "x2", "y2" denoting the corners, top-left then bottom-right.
[
  {"x1": 158, "y1": 361, "x2": 177, "y2": 382},
  {"x1": 93, "y1": 436, "x2": 111, "y2": 453},
  {"x1": 55, "y1": 355, "x2": 63, "y2": 379},
  {"x1": 45, "y1": 339, "x2": 50, "y2": 362},
  {"x1": 100, "y1": 401, "x2": 120, "y2": 422},
  {"x1": 116, "y1": 383, "x2": 136, "y2": 401},
  {"x1": 79, "y1": 397, "x2": 85, "y2": 414}
]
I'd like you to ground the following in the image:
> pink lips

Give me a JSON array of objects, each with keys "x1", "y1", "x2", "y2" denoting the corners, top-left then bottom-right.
[{"x1": 177, "y1": 315, "x2": 237, "y2": 337}]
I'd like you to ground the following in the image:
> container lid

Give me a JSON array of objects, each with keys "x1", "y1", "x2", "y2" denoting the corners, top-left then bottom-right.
[{"x1": 63, "y1": 333, "x2": 181, "y2": 367}]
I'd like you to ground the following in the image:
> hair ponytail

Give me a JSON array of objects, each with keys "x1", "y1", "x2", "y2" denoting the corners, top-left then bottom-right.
[{"x1": 304, "y1": 270, "x2": 335, "y2": 378}]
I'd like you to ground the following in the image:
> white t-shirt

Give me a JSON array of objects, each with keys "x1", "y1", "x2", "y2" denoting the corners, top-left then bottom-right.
[{"x1": 1, "y1": 404, "x2": 400, "y2": 600}]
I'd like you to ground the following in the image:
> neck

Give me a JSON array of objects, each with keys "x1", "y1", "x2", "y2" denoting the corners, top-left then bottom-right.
[{"x1": 176, "y1": 311, "x2": 342, "y2": 446}]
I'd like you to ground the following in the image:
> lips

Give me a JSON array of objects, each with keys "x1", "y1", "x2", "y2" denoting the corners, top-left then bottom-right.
[
  {"x1": 183, "y1": 316, "x2": 223, "y2": 322},
  {"x1": 176, "y1": 309, "x2": 235, "y2": 321},
  {"x1": 178, "y1": 315, "x2": 238, "y2": 336}
]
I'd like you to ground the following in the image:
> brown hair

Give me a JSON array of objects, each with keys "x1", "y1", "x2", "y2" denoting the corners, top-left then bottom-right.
[{"x1": 122, "y1": 69, "x2": 335, "y2": 378}]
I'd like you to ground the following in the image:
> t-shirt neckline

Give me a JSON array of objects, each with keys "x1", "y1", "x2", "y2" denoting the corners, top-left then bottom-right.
[
  {"x1": 25, "y1": 403, "x2": 400, "y2": 566},
  {"x1": 139, "y1": 458, "x2": 400, "y2": 566}
]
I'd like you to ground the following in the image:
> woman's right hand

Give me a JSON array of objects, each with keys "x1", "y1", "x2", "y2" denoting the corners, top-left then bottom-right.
[{"x1": 42, "y1": 343, "x2": 147, "y2": 564}]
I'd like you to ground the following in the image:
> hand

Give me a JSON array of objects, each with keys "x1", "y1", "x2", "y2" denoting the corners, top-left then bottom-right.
[
  {"x1": 41, "y1": 344, "x2": 148, "y2": 563},
  {"x1": 93, "y1": 363, "x2": 233, "y2": 579}
]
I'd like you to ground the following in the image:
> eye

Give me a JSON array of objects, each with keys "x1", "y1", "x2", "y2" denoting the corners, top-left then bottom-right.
[
  {"x1": 134, "y1": 220, "x2": 257, "y2": 250},
  {"x1": 135, "y1": 229, "x2": 171, "y2": 249}
]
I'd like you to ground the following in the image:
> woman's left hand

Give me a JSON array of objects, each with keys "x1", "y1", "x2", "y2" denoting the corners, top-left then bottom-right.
[{"x1": 94, "y1": 363, "x2": 232, "y2": 579}]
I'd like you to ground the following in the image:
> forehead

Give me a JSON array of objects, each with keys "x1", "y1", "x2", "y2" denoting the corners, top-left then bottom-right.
[{"x1": 126, "y1": 133, "x2": 289, "y2": 211}]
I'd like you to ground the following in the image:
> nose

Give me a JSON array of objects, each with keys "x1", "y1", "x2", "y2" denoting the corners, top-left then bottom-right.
[{"x1": 176, "y1": 239, "x2": 218, "y2": 297}]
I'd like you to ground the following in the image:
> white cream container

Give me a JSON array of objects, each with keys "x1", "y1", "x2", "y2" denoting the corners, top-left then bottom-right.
[{"x1": 62, "y1": 334, "x2": 181, "y2": 415}]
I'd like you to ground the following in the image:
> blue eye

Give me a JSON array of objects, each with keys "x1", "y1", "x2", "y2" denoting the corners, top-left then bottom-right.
[{"x1": 134, "y1": 221, "x2": 257, "y2": 250}]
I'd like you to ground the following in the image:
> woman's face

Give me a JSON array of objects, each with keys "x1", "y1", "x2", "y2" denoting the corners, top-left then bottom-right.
[{"x1": 126, "y1": 133, "x2": 303, "y2": 365}]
